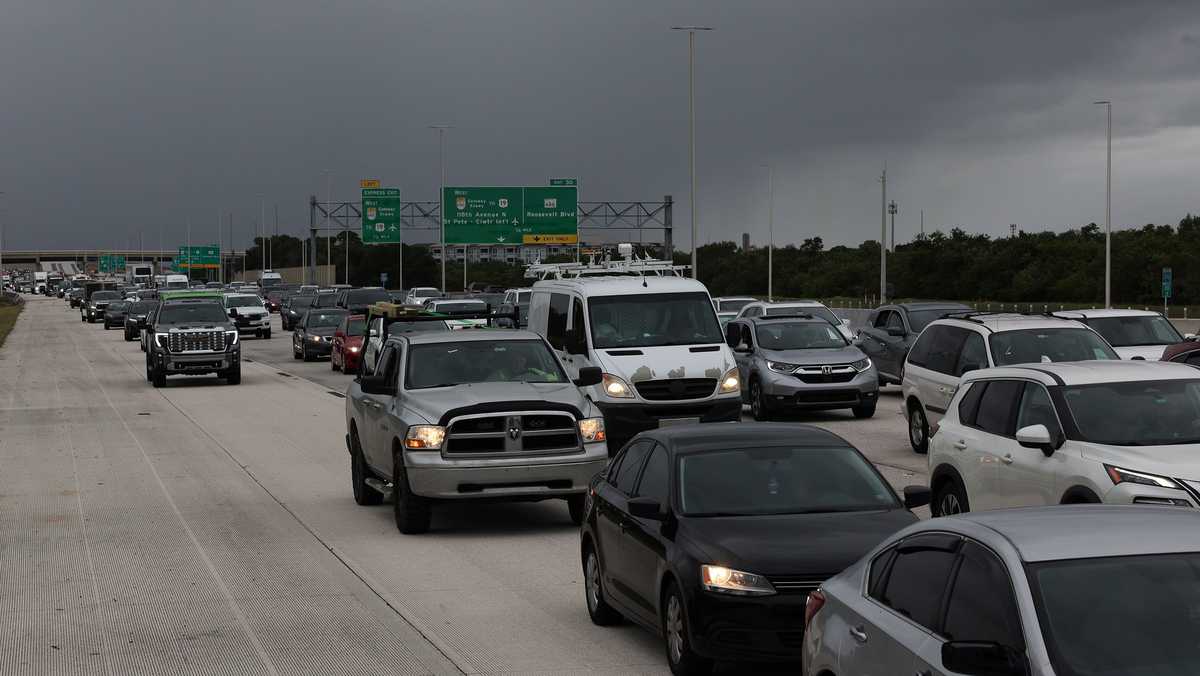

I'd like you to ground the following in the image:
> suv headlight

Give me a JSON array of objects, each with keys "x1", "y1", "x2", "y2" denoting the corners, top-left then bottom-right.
[
  {"x1": 404, "y1": 425, "x2": 446, "y2": 450},
  {"x1": 701, "y1": 565, "x2": 776, "y2": 596},
  {"x1": 851, "y1": 357, "x2": 872, "y2": 373},
  {"x1": 578, "y1": 417, "x2": 606, "y2": 443},
  {"x1": 767, "y1": 361, "x2": 799, "y2": 374},
  {"x1": 1105, "y1": 465, "x2": 1181, "y2": 489},
  {"x1": 601, "y1": 373, "x2": 634, "y2": 399},
  {"x1": 718, "y1": 367, "x2": 740, "y2": 394}
]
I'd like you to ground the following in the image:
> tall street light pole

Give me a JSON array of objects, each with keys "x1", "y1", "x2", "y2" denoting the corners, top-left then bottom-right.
[
  {"x1": 1094, "y1": 100, "x2": 1112, "y2": 308},
  {"x1": 762, "y1": 164, "x2": 774, "y2": 301},
  {"x1": 430, "y1": 124, "x2": 453, "y2": 292},
  {"x1": 879, "y1": 164, "x2": 887, "y2": 304},
  {"x1": 671, "y1": 25, "x2": 711, "y2": 280}
]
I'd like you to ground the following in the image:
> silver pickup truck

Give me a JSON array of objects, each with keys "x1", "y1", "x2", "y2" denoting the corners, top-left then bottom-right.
[{"x1": 344, "y1": 328, "x2": 608, "y2": 534}]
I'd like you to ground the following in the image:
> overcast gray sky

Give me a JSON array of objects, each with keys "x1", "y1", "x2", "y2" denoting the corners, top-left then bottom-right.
[{"x1": 3, "y1": 0, "x2": 1199, "y2": 251}]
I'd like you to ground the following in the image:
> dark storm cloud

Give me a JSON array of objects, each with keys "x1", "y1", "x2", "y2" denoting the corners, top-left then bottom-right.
[{"x1": 2, "y1": 0, "x2": 1199, "y2": 251}]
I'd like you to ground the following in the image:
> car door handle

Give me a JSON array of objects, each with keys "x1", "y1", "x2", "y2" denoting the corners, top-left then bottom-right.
[
  {"x1": 953, "y1": 440, "x2": 968, "y2": 450},
  {"x1": 849, "y1": 625, "x2": 868, "y2": 643},
  {"x1": 1002, "y1": 453, "x2": 1014, "y2": 465}
]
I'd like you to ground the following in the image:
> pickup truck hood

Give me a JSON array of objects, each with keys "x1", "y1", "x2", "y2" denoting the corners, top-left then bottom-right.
[
  {"x1": 759, "y1": 345, "x2": 865, "y2": 366},
  {"x1": 405, "y1": 381, "x2": 590, "y2": 424}
]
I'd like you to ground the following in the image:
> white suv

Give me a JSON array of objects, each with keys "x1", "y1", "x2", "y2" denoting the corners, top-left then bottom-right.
[
  {"x1": 928, "y1": 361, "x2": 1200, "y2": 516},
  {"x1": 735, "y1": 300, "x2": 853, "y2": 340},
  {"x1": 902, "y1": 313, "x2": 1118, "y2": 453},
  {"x1": 1051, "y1": 308, "x2": 1185, "y2": 360}
]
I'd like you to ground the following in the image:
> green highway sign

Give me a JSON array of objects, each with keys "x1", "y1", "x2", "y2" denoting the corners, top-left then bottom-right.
[
  {"x1": 99, "y1": 254, "x2": 126, "y2": 273},
  {"x1": 549, "y1": 178, "x2": 578, "y2": 186},
  {"x1": 362, "y1": 187, "x2": 402, "y2": 244},
  {"x1": 443, "y1": 186, "x2": 578, "y2": 245},
  {"x1": 176, "y1": 245, "x2": 220, "y2": 270},
  {"x1": 1163, "y1": 267, "x2": 1173, "y2": 299}
]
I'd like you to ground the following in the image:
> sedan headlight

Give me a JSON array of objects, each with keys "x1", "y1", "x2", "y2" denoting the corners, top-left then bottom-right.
[
  {"x1": 311, "y1": 335, "x2": 323, "y2": 343},
  {"x1": 1105, "y1": 465, "x2": 1181, "y2": 489},
  {"x1": 601, "y1": 373, "x2": 634, "y2": 399},
  {"x1": 851, "y1": 357, "x2": 873, "y2": 373},
  {"x1": 404, "y1": 425, "x2": 446, "y2": 450},
  {"x1": 578, "y1": 417, "x2": 606, "y2": 443},
  {"x1": 701, "y1": 565, "x2": 776, "y2": 597},
  {"x1": 767, "y1": 361, "x2": 800, "y2": 374},
  {"x1": 718, "y1": 367, "x2": 740, "y2": 394}
]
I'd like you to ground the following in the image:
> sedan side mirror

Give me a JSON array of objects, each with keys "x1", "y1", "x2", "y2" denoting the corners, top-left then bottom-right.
[
  {"x1": 628, "y1": 496, "x2": 666, "y2": 521},
  {"x1": 574, "y1": 366, "x2": 602, "y2": 388},
  {"x1": 941, "y1": 641, "x2": 1027, "y2": 676},
  {"x1": 903, "y1": 485, "x2": 931, "y2": 509},
  {"x1": 1016, "y1": 424, "x2": 1056, "y2": 457},
  {"x1": 886, "y1": 327, "x2": 906, "y2": 337},
  {"x1": 359, "y1": 374, "x2": 395, "y2": 396}
]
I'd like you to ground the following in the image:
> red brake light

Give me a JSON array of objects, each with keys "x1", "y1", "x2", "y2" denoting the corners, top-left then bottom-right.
[{"x1": 804, "y1": 589, "x2": 826, "y2": 630}]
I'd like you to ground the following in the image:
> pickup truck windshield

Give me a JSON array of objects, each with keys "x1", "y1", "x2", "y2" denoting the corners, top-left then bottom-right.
[
  {"x1": 158, "y1": 304, "x2": 228, "y2": 324},
  {"x1": 225, "y1": 296, "x2": 264, "y2": 308},
  {"x1": 407, "y1": 340, "x2": 566, "y2": 389},
  {"x1": 589, "y1": 292, "x2": 723, "y2": 348}
]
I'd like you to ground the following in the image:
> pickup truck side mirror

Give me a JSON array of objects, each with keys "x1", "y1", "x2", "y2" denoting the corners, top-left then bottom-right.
[
  {"x1": 574, "y1": 366, "x2": 602, "y2": 388},
  {"x1": 359, "y1": 374, "x2": 395, "y2": 396}
]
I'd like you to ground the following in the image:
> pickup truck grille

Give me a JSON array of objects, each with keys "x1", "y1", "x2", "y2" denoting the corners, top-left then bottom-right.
[
  {"x1": 444, "y1": 412, "x2": 579, "y2": 456},
  {"x1": 635, "y1": 378, "x2": 717, "y2": 401},
  {"x1": 167, "y1": 330, "x2": 225, "y2": 353}
]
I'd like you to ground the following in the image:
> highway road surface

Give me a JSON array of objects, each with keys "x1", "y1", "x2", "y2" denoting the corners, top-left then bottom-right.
[{"x1": 0, "y1": 295, "x2": 926, "y2": 674}]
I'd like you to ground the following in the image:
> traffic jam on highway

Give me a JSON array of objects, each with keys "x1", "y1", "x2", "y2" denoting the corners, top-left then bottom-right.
[{"x1": 12, "y1": 250, "x2": 1200, "y2": 676}]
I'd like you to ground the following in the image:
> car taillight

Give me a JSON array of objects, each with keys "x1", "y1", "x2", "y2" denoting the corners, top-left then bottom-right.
[{"x1": 804, "y1": 589, "x2": 825, "y2": 631}]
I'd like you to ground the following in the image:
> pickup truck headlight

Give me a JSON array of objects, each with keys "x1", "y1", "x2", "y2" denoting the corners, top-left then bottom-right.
[
  {"x1": 718, "y1": 367, "x2": 740, "y2": 394},
  {"x1": 601, "y1": 373, "x2": 634, "y2": 399},
  {"x1": 701, "y1": 565, "x2": 776, "y2": 596},
  {"x1": 578, "y1": 417, "x2": 606, "y2": 443},
  {"x1": 404, "y1": 425, "x2": 446, "y2": 450},
  {"x1": 154, "y1": 332, "x2": 169, "y2": 349},
  {"x1": 851, "y1": 357, "x2": 873, "y2": 373},
  {"x1": 225, "y1": 330, "x2": 239, "y2": 348}
]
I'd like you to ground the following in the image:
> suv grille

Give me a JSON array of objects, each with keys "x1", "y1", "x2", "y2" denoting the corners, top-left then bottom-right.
[
  {"x1": 794, "y1": 365, "x2": 857, "y2": 384},
  {"x1": 444, "y1": 412, "x2": 579, "y2": 455},
  {"x1": 166, "y1": 330, "x2": 225, "y2": 353},
  {"x1": 635, "y1": 378, "x2": 717, "y2": 401}
]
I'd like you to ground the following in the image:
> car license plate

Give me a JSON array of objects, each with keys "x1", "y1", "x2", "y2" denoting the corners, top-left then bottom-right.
[{"x1": 659, "y1": 417, "x2": 700, "y2": 428}]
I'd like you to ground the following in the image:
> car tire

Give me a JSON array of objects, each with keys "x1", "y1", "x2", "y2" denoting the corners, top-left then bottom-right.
[
  {"x1": 749, "y1": 379, "x2": 771, "y2": 422},
  {"x1": 151, "y1": 365, "x2": 166, "y2": 388},
  {"x1": 303, "y1": 348, "x2": 314, "y2": 362},
  {"x1": 392, "y1": 451, "x2": 431, "y2": 534},
  {"x1": 583, "y1": 544, "x2": 622, "y2": 626},
  {"x1": 932, "y1": 477, "x2": 970, "y2": 517},
  {"x1": 566, "y1": 494, "x2": 585, "y2": 525},
  {"x1": 145, "y1": 358, "x2": 153, "y2": 382},
  {"x1": 103, "y1": 323, "x2": 110, "y2": 330},
  {"x1": 350, "y1": 432, "x2": 383, "y2": 506},
  {"x1": 263, "y1": 329, "x2": 271, "y2": 340},
  {"x1": 662, "y1": 581, "x2": 712, "y2": 676},
  {"x1": 852, "y1": 401, "x2": 877, "y2": 419},
  {"x1": 908, "y1": 403, "x2": 929, "y2": 454},
  {"x1": 224, "y1": 364, "x2": 241, "y2": 385},
  {"x1": 124, "y1": 330, "x2": 133, "y2": 342}
]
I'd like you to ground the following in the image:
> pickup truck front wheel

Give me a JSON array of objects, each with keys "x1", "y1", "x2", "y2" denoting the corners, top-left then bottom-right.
[
  {"x1": 351, "y1": 431, "x2": 383, "y2": 506},
  {"x1": 392, "y1": 451, "x2": 431, "y2": 534},
  {"x1": 223, "y1": 363, "x2": 241, "y2": 385},
  {"x1": 151, "y1": 364, "x2": 166, "y2": 388}
]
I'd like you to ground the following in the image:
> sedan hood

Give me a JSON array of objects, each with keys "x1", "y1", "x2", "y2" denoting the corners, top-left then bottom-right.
[
  {"x1": 405, "y1": 381, "x2": 589, "y2": 424},
  {"x1": 678, "y1": 509, "x2": 917, "y2": 577},
  {"x1": 759, "y1": 345, "x2": 865, "y2": 366}
]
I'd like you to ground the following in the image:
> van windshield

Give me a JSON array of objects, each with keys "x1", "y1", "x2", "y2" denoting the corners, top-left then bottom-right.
[{"x1": 589, "y1": 292, "x2": 723, "y2": 348}]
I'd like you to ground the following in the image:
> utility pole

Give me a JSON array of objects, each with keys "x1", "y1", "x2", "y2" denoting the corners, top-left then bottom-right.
[
  {"x1": 762, "y1": 164, "x2": 774, "y2": 301},
  {"x1": 888, "y1": 200, "x2": 898, "y2": 252},
  {"x1": 273, "y1": 204, "x2": 278, "y2": 271},
  {"x1": 1094, "y1": 100, "x2": 1112, "y2": 308},
  {"x1": 671, "y1": 25, "x2": 712, "y2": 281},
  {"x1": 879, "y1": 164, "x2": 887, "y2": 304},
  {"x1": 430, "y1": 124, "x2": 453, "y2": 292}
]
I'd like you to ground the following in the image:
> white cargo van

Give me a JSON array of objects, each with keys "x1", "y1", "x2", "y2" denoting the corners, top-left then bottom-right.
[
  {"x1": 164, "y1": 274, "x2": 189, "y2": 290},
  {"x1": 526, "y1": 255, "x2": 742, "y2": 454}
]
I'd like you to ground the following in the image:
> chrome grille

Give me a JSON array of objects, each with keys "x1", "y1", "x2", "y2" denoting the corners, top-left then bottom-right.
[
  {"x1": 794, "y1": 364, "x2": 857, "y2": 384},
  {"x1": 166, "y1": 330, "x2": 225, "y2": 353},
  {"x1": 635, "y1": 378, "x2": 717, "y2": 401},
  {"x1": 444, "y1": 411, "x2": 580, "y2": 456}
]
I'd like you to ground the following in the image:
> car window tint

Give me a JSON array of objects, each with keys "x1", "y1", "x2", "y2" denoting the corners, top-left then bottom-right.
[
  {"x1": 974, "y1": 380, "x2": 1022, "y2": 436},
  {"x1": 613, "y1": 441, "x2": 652, "y2": 495},
  {"x1": 1017, "y1": 382, "x2": 1061, "y2": 436},
  {"x1": 568, "y1": 299, "x2": 588, "y2": 354},
  {"x1": 375, "y1": 346, "x2": 397, "y2": 385},
  {"x1": 926, "y1": 326, "x2": 970, "y2": 374},
  {"x1": 635, "y1": 446, "x2": 670, "y2": 504},
  {"x1": 886, "y1": 311, "x2": 905, "y2": 331},
  {"x1": 956, "y1": 332, "x2": 988, "y2": 376},
  {"x1": 944, "y1": 541, "x2": 1024, "y2": 647},
  {"x1": 874, "y1": 310, "x2": 892, "y2": 329},
  {"x1": 880, "y1": 535, "x2": 960, "y2": 631},
  {"x1": 741, "y1": 324, "x2": 754, "y2": 348},
  {"x1": 957, "y1": 381, "x2": 988, "y2": 426},
  {"x1": 907, "y1": 328, "x2": 934, "y2": 367},
  {"x1": 868, "y1": 547, "x2": 897, "y2": 599},
  {"x1": 547, "y1": 293, "x2": 570, "y2": 349}
]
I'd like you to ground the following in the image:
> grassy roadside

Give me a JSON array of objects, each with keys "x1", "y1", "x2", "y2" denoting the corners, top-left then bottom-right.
[{"x1": 0, "y1": 301, "x2": 22, "y2": 350}]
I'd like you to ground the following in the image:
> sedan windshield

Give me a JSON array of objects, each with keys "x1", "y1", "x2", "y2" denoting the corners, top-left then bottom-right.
[
  {"x1": 306, "y1": 312, "x2": 347, "y2": 328},
  {"x1": 990, "y1": 328, "x2": 1119, "y2": 365},
  {"x1": 107, "y1": 301, "x2": 128, "y2": 313},
  {"x1": 407, "y1": 340, "x2": 566, "y2": 388},
  {"x1": 1085, "y1": 315, "x2": 1183, "y2": 347},
  {"x1": 756, "y1": 322, "x2": 846, "y2": 349},
  {"x1": 1029, "y1": 553, "x2": 1200, "y2": 676},
  {"x1": 343, "y1": 318, "x2": 366, "y2": 335},
  {"x1": 225, "y1": 296, "x2": 263, "y2": 308},
  {"x1": 589, "y1": 292, "x2": 723, "y2": 348},
  {"x1": 1062, "y1": 379, "x2": 1200, "y2": 445},
  {"x1": 158, "y1": 303, "x2": 228, "y2": 324},
  {"x1": 679, "y1": 447, "x2": 897, "y2": 516},
  {"x1": 289, "y1": 296, "x2": 315, "y2": 310}
]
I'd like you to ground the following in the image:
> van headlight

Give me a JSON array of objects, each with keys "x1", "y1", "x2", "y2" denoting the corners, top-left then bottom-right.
[
  {"x1": 718, "y1": 368, "x2": 740, "y2": 394},
  {"x1": 404, "y1": 425, "x2": 446, "y2": 450},
  {"x1": 578, "y1": 417, "x2": 606, "y2": 443},
  {"x1": 601, "y1": 373, "x2": 634, "y2": 399}
]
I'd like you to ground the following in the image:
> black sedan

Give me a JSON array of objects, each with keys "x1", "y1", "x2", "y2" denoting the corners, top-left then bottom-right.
[
  {"x1": 292, "y1": 309, "x2": 347, "y2": 361},
  {"x1": 581, "y1": 423, "x2": 929, "y2": 674},
  {"x1": 102, "y1": 300, "x2": 131, "y2": 329},
  {"x1": 122, "y1": 301, "x2": 156, "y2": 341}
]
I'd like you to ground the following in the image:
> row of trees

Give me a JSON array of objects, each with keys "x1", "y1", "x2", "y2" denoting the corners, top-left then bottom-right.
[{"x1": 239, "y1": 214, "x2": 1200, "y2": 305}]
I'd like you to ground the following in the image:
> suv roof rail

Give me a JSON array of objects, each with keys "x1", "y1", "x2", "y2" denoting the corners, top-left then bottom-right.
[
  {"x1": 939, "y1": 310, "x2": 1074, "y2": 324},
  {"x1": 753, "y1": 313, "x2": 816, "y2": 321},
  {"x1": 524, "y1": 253, "x2": 690, "y2": 280}
]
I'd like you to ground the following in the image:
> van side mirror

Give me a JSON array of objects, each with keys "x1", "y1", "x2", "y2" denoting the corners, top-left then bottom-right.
[
  {"x1": 941, "y1": 641, "x2": 1026, "y2": 676},
  {"x1": 574, "y1": 366, "x2": 603, "y2": 387},
  {"x1": 628, "y1": 497, "x2": 665, "y2": 521},
  {"x1": 1016, "y1": 424, "x2": 1056, "y2": 457}
]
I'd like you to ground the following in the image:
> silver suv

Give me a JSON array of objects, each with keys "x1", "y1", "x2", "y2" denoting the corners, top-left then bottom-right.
[
  {"x1": 725, "y1": 315, "x2": 878, "y2": 420},
  {"x1": 344, "y1": 328, "x2": 608, "y2": 533}
]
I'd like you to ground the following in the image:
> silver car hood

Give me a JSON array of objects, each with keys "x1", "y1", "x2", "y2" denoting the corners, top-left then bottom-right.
[
  {"x1": 759, "y1": 345, "x2": 866, "y2": 366},
  {"x1": 404, "y1": 381, "x2": 591, "y2": 424}
]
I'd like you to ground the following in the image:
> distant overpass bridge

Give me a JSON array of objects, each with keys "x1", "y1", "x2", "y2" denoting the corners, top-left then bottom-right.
[{"x1": 0, "y1": 249, "x2": 247, "y2": 271}]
